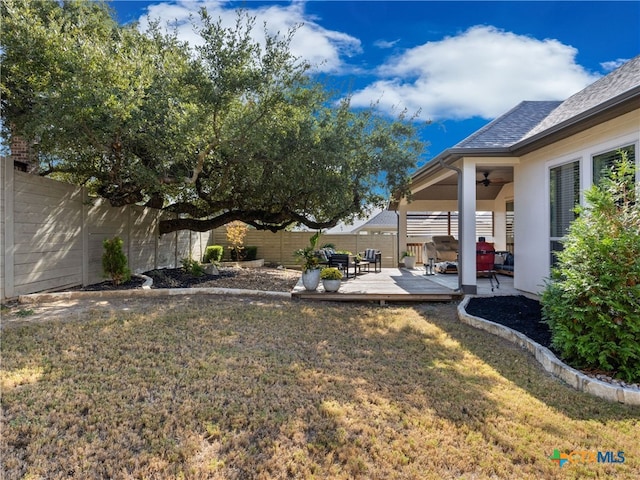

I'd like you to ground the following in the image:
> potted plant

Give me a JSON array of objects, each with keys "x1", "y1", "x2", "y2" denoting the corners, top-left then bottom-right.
[
  {"x1": 294, "y1": 231, "x2": 323, "y2": 291},
  {"x1": 401, "y1": 251, "x2": 416, "y2": 269},
  {"x1": 320, "y1": 267, "x2": 342, "y2": 292}
]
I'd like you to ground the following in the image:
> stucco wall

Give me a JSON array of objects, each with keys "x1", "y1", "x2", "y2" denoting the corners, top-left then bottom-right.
[{"x1": 515, "y1": 109, "x2": 640, "y2": 294}]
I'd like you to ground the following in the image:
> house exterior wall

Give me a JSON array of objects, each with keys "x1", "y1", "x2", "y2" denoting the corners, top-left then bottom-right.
[{"x1": 515, "y1": 109, "x2": 640, "y2": 294}]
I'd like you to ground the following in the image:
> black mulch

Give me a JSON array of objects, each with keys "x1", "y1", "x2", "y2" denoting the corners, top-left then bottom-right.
[
  {"x1": 465, "y1": 295, "x2": 553, "y2": 348},
  {"x1": 143, "y1": 268, "x2": 235, "y2": 288},
  {"x1": 76, "y1": 268, "x2": 236, "y2": 291},
  {"x1": 77, "y1": 277, "x2": 146, "y2": 291}
]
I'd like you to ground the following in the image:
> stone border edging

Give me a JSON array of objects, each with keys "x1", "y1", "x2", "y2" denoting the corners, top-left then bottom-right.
[
  {"x1": 458, "y1": 296, "x2": 640, "y2": 406},
  {"x1": 135, "y1": 274, "x2": 153, "y2": 289}
]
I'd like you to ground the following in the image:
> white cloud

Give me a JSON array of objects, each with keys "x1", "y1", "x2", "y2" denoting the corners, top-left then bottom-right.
[
  {"x1": 137, "y1": 0, "x2": 360, "y2": 72},
  {"x1": 601, "y1": 58, "x2": 629, "y2": 72},
  {"x1": 136, "y1": 6, "x2": 600, "y2": 122},
  {"x1": 374, "y1": 38, "x2": 400, "y2": 49},
  {"x1": 350, "y1": 26, "x2": 600, "y2": 120}
]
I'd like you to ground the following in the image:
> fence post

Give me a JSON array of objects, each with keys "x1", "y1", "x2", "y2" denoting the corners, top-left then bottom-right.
[
  {"x1": 81, "y1": 187, "x2": 89, "y2": 286},
  {"x1": 154, "y1": 210, "x2": 159, "y2": 269},
  {"x1": 2, "y1": 159, "x2": 15, "y2": 299}
]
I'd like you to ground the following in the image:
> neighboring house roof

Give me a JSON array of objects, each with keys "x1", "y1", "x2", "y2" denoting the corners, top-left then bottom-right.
[
  {"x1": 455, "y1": 101, "x2": 562, "y2": 149},
  {"x1": 353, "y1": 210, "x2": 398, "y2": 233}
]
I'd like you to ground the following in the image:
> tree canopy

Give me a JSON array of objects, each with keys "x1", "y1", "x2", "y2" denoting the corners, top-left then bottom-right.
[{"x1": 1, "y1": 0, "x2": 425, "y2": 234}]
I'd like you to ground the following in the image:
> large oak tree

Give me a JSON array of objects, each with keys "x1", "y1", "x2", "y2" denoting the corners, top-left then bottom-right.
[{"x1": 1, "y1": 0, "x2": 425, "y2": 234}]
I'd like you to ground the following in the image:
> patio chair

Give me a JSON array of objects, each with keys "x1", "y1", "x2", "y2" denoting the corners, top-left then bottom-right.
[
  {"x1": 424, "y1": 236, "x2": 459, "y2": 273},
  {"x1": 328, "y1": 253, "x2": 356, "y2": 279},
  {"x1": 360, "y1": 248, "x2": 382, "y2": 273}
]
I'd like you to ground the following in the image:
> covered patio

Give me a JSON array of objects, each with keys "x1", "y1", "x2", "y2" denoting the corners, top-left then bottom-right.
[
  {"x1": 388, "y1": 100, "x2": 567, "y2": 295},
  {"x1": 392, "y1": 158, "x2": 517, "y2": 295}
]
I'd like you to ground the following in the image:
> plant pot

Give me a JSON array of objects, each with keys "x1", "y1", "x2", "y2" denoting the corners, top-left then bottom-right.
[
  {"x1": 403, "y1": 256, "x2": 416, "y2": 269},
  {"x1": 301, "y1": 269, "x2": 321, "y2": 291},
  {"x1": 322, "y1": 279, "x2": 341, "y2": 292}
]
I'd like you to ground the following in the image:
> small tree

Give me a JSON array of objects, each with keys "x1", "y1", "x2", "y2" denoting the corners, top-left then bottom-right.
[
  {"x1": 226, "y1": 221, "x2": 248, "y2": 261},
  {"x1": 542, "y1": 152, "x2": 639, "y2": 382},
  {"x1": 102, "y1": 237, "x2": 131, "y2": 286}
]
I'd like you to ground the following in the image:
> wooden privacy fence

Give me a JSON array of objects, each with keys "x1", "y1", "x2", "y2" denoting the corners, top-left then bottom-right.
[
  {"x1": 1, "y1": 162, "x2": 399, "y2": 300},
  {"x1": 1, "y1": 165, "x2": 210, "y2": 300},
  {"x1": 207, "y1": 229, "x2": 398, "y2": 269}
]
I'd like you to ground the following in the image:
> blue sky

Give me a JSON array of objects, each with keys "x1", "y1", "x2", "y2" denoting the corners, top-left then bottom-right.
[{"x1": 112, "y1": 0, "x2": 640, "y2": 165}]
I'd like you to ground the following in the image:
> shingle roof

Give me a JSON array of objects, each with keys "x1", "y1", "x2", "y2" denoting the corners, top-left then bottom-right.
[
  {"x1": 454, "y1": 101, "x2": 562, "y2": 149},
  {"x1": 354, "y1": 210, "x2": 397, "y2": 231},
  {"x1": 406, "y1": 55, "x2": 640, "y2": 191},
  {"x1": 522, "y1": 55, "x2": 640, "y2": 140}
]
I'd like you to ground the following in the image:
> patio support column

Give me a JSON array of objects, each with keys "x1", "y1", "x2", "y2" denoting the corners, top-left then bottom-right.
[
  {"x1": 398, "y1": 205, "x2": 408, "y2": 266},
  {"x1": 493, "y1": 201, "x2": 507, "y2": 251},
  {"x1": 460, "y1": 158, "x2": 477, "y2": 294}
]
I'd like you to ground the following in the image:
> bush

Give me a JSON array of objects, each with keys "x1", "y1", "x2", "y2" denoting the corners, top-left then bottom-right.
[
  {"x1": 541, "y1": 152, "x2": 640, "y2": 383},
  {"x1": 320, "y1": 267, "x2": 342, "y2": 280},
  {"x1": 203, "y1": 245, "x2": 223, "y2": 263},
  {"x1": 181, "y1": 256, "x2": 205, "y2": 277},
  {"x1": 230, "y1": 246, "x2": 258, "y2": 261},
  {"x1": 102, "y1": 237, "x2": 131, "y2": 286}
]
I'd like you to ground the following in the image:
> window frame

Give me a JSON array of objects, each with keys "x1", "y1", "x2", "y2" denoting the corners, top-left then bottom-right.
[
  {"x1": 548, "y1": 159, "x2": 581, "y2": 267},
  {"x1": 592, "y1": 143, "x2": 637, "y2": 187}
]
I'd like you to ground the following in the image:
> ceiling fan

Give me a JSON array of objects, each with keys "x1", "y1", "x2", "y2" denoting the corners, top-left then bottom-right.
[{"x1": 477, "y1": 172, "x2": 507, "y2": 187}]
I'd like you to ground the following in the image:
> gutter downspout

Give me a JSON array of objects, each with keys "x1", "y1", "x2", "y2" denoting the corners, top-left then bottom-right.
[{"x1": 438, "y1": 158, "x2": 463, "y2": 292}]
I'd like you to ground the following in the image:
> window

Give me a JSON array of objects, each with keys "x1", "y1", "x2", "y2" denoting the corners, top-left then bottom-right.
[
  {"x1": 593, "y1": 144, "x2": 636, "y2": 186},
  {"x1": 549, "y1": 161, "x2": 580, "y2": 266}
]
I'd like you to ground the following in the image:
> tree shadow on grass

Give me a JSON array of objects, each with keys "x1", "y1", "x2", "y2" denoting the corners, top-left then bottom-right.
[
  {"x1": 1, "y1": 297, "x2": 504, "y2": 479},
  {"x1": 414, "y1": 302, "x2": 640, "y2": 421},
  {"x1": 2, "y1": 297, "x2": 638, "y2": 479}
]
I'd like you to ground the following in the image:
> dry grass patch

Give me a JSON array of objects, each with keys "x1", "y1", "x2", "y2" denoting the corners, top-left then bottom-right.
[{"x1": 1, "y1": 297, "x2": 638, "y2": 479}]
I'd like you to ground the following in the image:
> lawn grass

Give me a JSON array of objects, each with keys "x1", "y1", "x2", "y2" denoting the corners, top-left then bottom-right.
[{"x1": 1, "y1": 297, "x2": 638, "y2": 479}]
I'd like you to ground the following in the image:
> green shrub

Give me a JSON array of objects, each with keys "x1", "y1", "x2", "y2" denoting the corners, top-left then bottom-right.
[
  {"x1": 181, "y1": 256, "x2": 205, "y2": 277},
  {"x1": 541, "y1": 152, "x2": 640, "y2": 383},
  {"x1": 245, "y1": 246, "x2": 258, "y2": 261},
  {"x1": 203, "y1": 245, "x2": 223, "y2": 263},
  {"x1": 320, "y1": 267, "x2": 342, "y2": 280},
  {"x1": 230, "y1": 246, "x2": 258, "y2": 261},
  {"x1": 102, "y1": 237, "x2": 131, "y2": 286}
]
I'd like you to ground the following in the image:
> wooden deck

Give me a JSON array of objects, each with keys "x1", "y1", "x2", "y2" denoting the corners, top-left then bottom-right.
[{"x1": 292, "y1": 268, "x2": 463, "y2": 303}]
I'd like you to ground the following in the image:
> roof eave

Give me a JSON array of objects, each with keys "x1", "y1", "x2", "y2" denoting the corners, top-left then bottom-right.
[
  {"x1": 389, "y1": 147, "x2": 511, "y2": 210},
  {"x1": 411, "y1": 146, "x2": 511, "y2": 182},
  {"x1": 391, "y1": 84, "x2": 640, "y2": 211}
]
